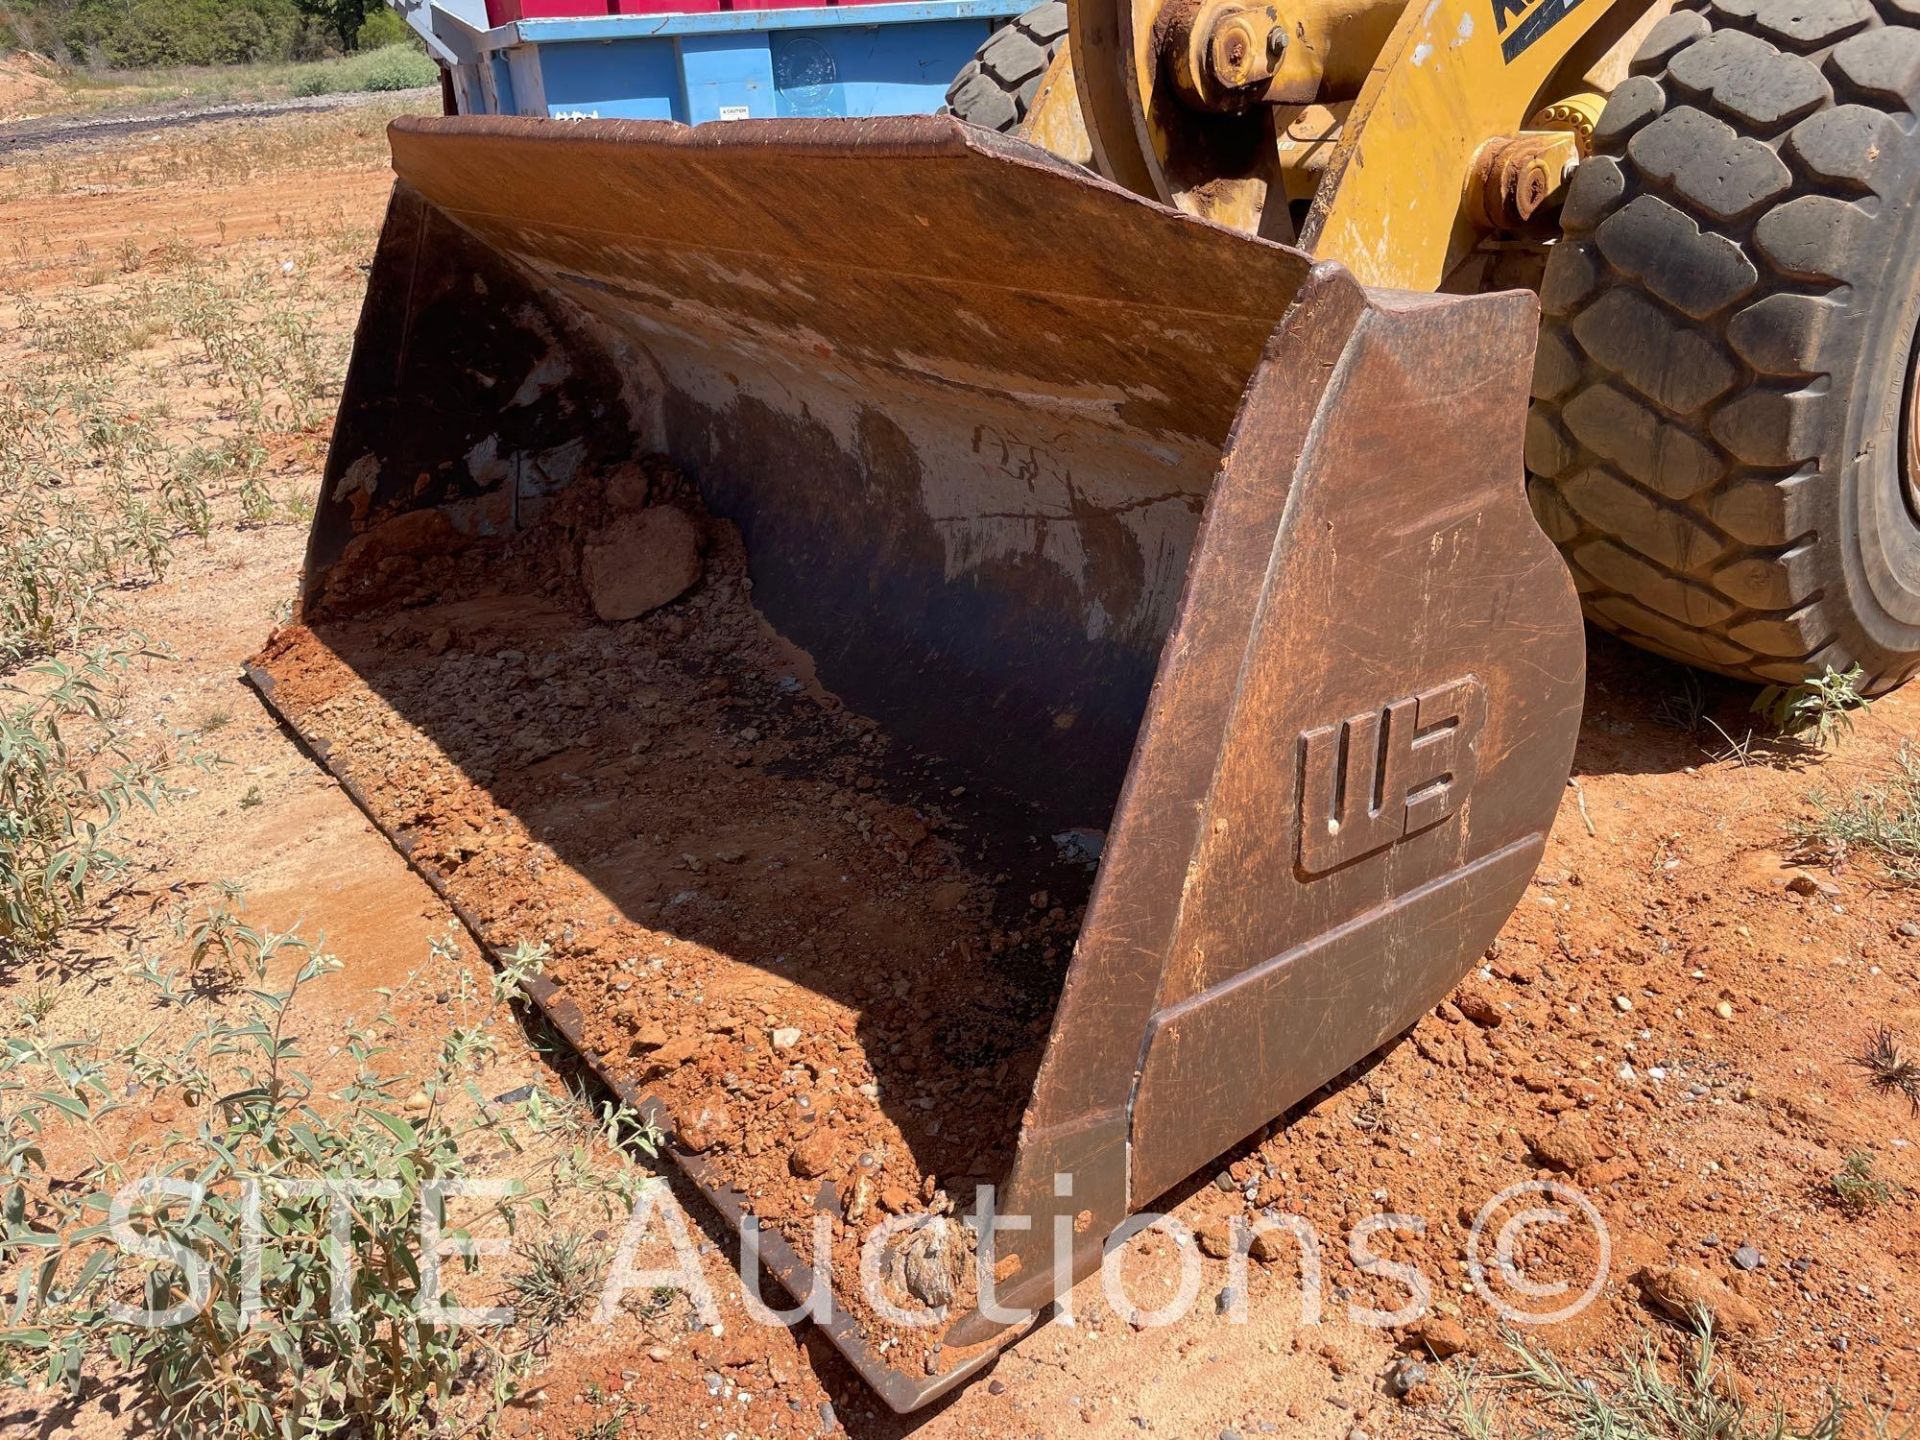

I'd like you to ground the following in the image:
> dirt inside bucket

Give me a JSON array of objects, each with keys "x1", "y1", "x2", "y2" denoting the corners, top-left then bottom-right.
[{"x1": 251, "y1": 458, "x2": 1100, "y2": 1357}]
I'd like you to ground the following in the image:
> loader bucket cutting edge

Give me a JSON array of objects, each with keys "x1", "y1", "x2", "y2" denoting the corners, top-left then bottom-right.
[{"x1": 253, "y1": 113, "x2": 1585, "y2": 1410}]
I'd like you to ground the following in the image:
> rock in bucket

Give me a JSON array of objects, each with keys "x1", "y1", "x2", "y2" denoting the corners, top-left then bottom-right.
[{"x1": 582, "y1": 506, "x2": 705, "y2": 622}]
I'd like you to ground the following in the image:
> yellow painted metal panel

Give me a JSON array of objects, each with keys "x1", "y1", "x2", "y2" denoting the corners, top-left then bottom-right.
[{"x1": 1301, "y1": 0, "x2": 1639, "y2": 287}]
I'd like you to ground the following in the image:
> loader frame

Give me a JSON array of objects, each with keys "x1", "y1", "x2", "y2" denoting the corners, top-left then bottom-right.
[{"x1": 1054, "y1": 0, "x2": 1668, "y2": 283}]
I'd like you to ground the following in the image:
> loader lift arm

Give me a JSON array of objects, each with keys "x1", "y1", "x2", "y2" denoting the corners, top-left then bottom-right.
[{"x1": 1062, "y1": 0, "x2": 1651, "y2": 280}]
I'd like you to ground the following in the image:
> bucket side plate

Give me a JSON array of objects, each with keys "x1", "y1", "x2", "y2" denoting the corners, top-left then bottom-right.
[{"x1": 965, "y1": 281, "x2": 1586, "y2": 1332}]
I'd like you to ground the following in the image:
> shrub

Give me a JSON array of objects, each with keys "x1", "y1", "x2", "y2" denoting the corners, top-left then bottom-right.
[
  {"x1": 509, "y1": 1230, "x2": 606, "y2": 1339},
  {"x1": 1852, "y1": 1027, "x2": 1920, "y2": 1113},
  {"x1": 1830, "y1": 1152, "x2": 1897, "y2": 1216},
  {"x1": 355, "y1": 5, "x2": 411, "y2": 49},
  {"x1": 1796, "y1": 747, "x2": 1920, "y2": 883},
  {"x1": 358, "y1": 40, "x2": 433, "y2": 89},
  {"x1": 62, "y1": 0, "x2": 304, "y2": 68},
  {"x1": 290, "y1": 41, "x2": 436, "y2": 96},
  {"x1": 0, "y1": 923, "x2": 659, "y2": 1436},
  {"x1": 0, "y1": 644, "x2": 194, "y2": 954}
]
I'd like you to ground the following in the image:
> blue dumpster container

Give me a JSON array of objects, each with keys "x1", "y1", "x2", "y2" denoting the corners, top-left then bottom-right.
[{"x1": 389, "y1": 0, "x2": 1031, "y2": 122}]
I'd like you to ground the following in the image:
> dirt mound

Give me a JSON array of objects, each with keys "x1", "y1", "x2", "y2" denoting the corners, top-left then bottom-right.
[{"x1": 0, "y1": 51, "x2": 64, "y2": 117}]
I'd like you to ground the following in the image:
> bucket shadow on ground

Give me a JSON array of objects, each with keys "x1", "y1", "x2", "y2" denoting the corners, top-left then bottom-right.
[
  {"x1": 249, "y1": 588, "x2": 1821, "y2": 1431},
  {"x1": 1571, "y1": 628, "x2": 1825, "y2": 782},
  {"x1": 262, "y1": 587, "x2": 1102, "y2": 1229}
]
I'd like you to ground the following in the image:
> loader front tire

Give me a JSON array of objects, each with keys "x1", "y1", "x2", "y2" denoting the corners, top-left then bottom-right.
[
  {"x1": 943, "y1": 1, "x2": 1069, "y2": 133},
  {"x1": 1529, "y1": 0, "x2": 1920, "y2": 691}
]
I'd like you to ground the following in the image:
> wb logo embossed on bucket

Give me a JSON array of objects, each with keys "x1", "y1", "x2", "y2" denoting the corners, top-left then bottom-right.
[{"x1": 1297, "y1": 677, "x2": 1486, "y2": 875}]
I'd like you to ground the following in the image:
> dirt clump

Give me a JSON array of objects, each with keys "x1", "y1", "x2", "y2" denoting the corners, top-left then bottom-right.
[
  {"x1": 1526, "y1": 1115, "x2": 1610, "y2": 1174},
  {"x1": 1403, "y1": 1313, "x2": 1472, "y2": 1359},
  {"x1": 581, "y1": 505, "x2": 704, "y2": 621},
  {"x1": 1634, "y1": 1264, "x2": 1765, "y2": 1337}
]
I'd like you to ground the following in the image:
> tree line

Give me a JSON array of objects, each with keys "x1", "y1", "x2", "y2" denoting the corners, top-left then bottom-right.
[{"x1": 0, "y1": 0, "x2": 403, "y2": 69}]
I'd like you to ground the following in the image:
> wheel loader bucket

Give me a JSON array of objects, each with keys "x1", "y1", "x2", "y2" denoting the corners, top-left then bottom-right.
[{"x1": 250, "y1": 113, "x2": 1584, "y2": 1410}]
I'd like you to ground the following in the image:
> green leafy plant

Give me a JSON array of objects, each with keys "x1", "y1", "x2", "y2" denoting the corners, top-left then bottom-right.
[
  {"x1": 178, "y1": 879, "x2": 256, "y2": 977},
  {"x1": 1796, "y1": 747, "x2": 1920, "y2": 883},
  {"x1": 0, "y1": 644, "x2": 192, "y2": 954},
  {"x1": 1830, "y1": 1152, "x2": 1897, "y2": 1217},
  {"x1": 0, "y1": 921, "x2": 657, "y2": 1438},
  {"x1": 0, "y1": 497, "x2": 112, "y2": 667},
  {"x1": 1754, "y1": 665, "x2": 1870, "y2": 747},
  {"x1": 573, "y1": 1393, "x2": 635, "y2": 1440},
  {"x1": 177, "y1": 435, "x2": 273, "y2": 530},
  {"x1": 160, "y1": 468, "x2": 213, "y2": 541},
  {"x1": 493, "y1": 939, "x2": 549, "y2": 1004},
  {"x1": 10, "y1": 981, "x2": 60, "y2": 1030},
  {"x1": 112, "y1": 495, "x2": 173, "y2": 582},
  {"x1": 509, "y1": 1229, "x2": 605, "y2": 1340},
  {"x1": 238, "y1": 474, "x2": 278, "y2": 527}
]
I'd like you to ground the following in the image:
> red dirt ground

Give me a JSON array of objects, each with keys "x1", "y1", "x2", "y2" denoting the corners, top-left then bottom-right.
[
  {"x1": 5, "y1": 98, "x2": 1920, "y2": 1440},
  {"x1": 255, "y1": 453, "x2": 1920, "y2": 1436}
]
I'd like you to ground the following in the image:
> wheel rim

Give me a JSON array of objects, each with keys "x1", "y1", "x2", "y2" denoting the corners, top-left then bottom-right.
[{"x1": 1903, "y1": 315, "x2": 1920, "y2": 529}]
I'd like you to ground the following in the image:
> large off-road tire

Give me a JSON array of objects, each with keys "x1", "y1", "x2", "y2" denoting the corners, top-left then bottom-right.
[
  {"x1": 943, "y1": 1, "x2": 1070, "y2": 133},
  {"x1": 1528, "y1": 0, "x2": 1920, "y2": 690}
]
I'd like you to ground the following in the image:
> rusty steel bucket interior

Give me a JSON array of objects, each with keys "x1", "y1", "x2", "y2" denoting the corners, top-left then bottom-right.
[{"x1": 248, "y1": 113, "x2": 1586, "y2": 1410}]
